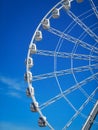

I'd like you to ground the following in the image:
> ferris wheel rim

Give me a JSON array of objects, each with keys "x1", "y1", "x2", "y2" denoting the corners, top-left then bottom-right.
[{"x1": 25, "y1": 0, "x2": 98, "y2": 129}]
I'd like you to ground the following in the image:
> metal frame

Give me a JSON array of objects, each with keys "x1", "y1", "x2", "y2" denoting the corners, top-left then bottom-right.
[
  {"x1": 82, "y1": 100, "x2": 98, "y2": 130},
  {"x1": 25, "y1": 0, "x2": 98, "y2": 129}
]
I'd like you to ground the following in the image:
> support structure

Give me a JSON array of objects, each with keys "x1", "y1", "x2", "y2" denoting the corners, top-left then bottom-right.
[{"x1": 82, "y1": 100, "x2": 98, "y2": 130}]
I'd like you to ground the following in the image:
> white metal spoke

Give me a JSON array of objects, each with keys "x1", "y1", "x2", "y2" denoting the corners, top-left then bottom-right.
[
  {"x1": 55, "y1": 75, "x2": 96, "y2": 123},
  {"x1": 67, "y1": 13, "x2": 96, "y2": 34},
  {"x1": 33, "y1": 63, "x2": 98, "y2": 81},
  {"x1": 39, "y1": 72, "x2": 98, "y2": 110},
  {"x1": 78, "y1": 7, "x2": 95, "y2": 19},
  {"x1": 62, "y1": 98, "x2": 98, "y2": 126},
  {"x1": 80, "y1": 86, "x2": 96, "y2": 101},
  {"x1": 55, "y1": 75, "x2": 79, "y2": 113},
  {"x1": 89, "y1": 0, "x2": 98, "y2": 18},
  {"x1": 48, "y1": 27, "x2": 98, "y2": 54},
  {"x1": 25, "y1": 1, "x2": 98, "y2": 129},
  {"x1": 62, "y1": 87, "x2": 98, "y2": 130},
  {"x1": 61, "y1": 8, "x2": 95, "y2": 34},
  {"x1": 67, "y1": 7, "x2": 97, "y2": 34},
  {"x1": 37, "y1": 49, "x2": 98, "y2": 61},
  {"x1": 67, "y1": 10, "x2": 98, "y2": 42}
]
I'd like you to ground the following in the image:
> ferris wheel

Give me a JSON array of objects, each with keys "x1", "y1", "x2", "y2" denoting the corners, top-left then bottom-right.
[{"x1": 25, "y1": 0, "x2": 98, "y2": 130}]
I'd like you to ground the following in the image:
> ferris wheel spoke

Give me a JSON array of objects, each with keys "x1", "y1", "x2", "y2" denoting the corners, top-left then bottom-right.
[
  {"x1": 89, "y1": 0, "x2": 98, "y2": 19},
  {"x1": 55, "y1": 70, "x2": 96, "y2": 112},
  {"x1": 51, "y1": 79, "x2": 98, "y2": 125},
  {"x1": 60, "y1": 91, "x2": 93, "y2": 123},
  {"x1": 78, "y1": 7, "x2": 95, "y2": 18},
  {"x1": 32, "y1": 63, "x2": 98, "y2": 81},
  {"x1": 48, "y1": 27, "x2": 98, "y2": 54},
  {"x1": 25, "y1": 1, "x2": 98, "y2": 129},
  {"x1": 66, "y1": 13, "x2": 95, "y2": 34},
  {"x1": 63, "y1": 8, "x2": 95, "y2": 34},
  {"x1": 79, "y1": 87, "x2": 96, "y2": 103},
  {"x1": 37, "y1": 49, "x2": 98, "y2": 61},
  {"x1": 39, "y1": 72, "x2": 98, "y2": 110},
  {"x1": 64, "y1": 71, "x2": 98, "y2": 96},
  {"x1": 67, "y1": 10, "x2": 98, "y2": 43},
  {"x1": 62, "y1": 86, "x2": 98, "y2": 130},
  {"x1": 55, "y1": 74, "x2": 79, "y2": 112}
]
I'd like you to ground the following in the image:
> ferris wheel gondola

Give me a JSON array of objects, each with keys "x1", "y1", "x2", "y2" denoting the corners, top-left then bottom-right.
[{"x1": 25, "y1": 0, "x2": 98, "y2": 130}]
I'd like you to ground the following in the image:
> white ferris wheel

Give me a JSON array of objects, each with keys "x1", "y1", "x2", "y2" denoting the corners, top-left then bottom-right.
[{"x1": 25, "y1": 0, "x2": 98, "y2": 130}]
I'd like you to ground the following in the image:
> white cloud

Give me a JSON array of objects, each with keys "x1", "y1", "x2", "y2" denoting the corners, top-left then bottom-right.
[
  {"x1": 0, "y1": 76, "x2": 25, "y2": 91},
  {"x1": 0, "y1": 76, "x2": 26, "y2": 98},
  {"x1": 6, "y1": 92, "x2": 21, "y2": 98},
  {"x1": 0, "y1": 122, "x2": 37, "y2": 130}
]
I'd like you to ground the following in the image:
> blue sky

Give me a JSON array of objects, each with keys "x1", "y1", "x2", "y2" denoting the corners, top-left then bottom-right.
[{"x1": 0, "y1": 0, "x2": 98, "y2": 130}]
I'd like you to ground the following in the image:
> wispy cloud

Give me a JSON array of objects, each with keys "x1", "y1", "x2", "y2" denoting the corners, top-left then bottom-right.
[
  {"x1": 0, "y1": 122, "x2": 37, "y2": 130},
  {"x1": 0, "y1": 76, "x2": 26, "y2": 98},
  {"x1": 0, "y1": 76, "x2": 24, "y2": 91},
  {"x1": 6, "y1": 91, "x2": 21, "y2": 98}
]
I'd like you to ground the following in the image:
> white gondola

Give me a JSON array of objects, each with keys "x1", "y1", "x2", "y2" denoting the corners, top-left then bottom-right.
[
  {"x1": 42, "y1": 19, "x2": 50, "y2": 29},
  {"x1": 29, "y1": 43, "x2": 37, "y2": 54},
  {"x1": 76, "y1": 0, "x2": 83, "y2": 3},
  {"x1": 24, "y1": 73, "x2": 27, "y2": 81},
  {"x1": 25, "y1": 57, "x2": 33, "y2": 68},
  {"x1": 26, "y1": 86, "x2": 34, "y2": 97},
  {"x1": 24, "y1": 71, "x2": 32, "y2": 82},
  {"x1": 35, "y1": 31, "x2": 42, "y2": 41},
  {"x1": 63, "y1": 0, "x2": 71, "y2": 10},
  {"x1": 30, "y1": 86, "x2": 34, "y2": 96},
  {"x1": 38, "y1": 117, "x2": 47, "y2": 127},
  {"x1": 52, "y1": 8, "x2": 60, "y2": 18},
  {"x1": 30, "y1": 102, "x2": 38, "y2": 112},
  {"x1": 26, "y1": 87, "x2": 31, "y2": 97}
]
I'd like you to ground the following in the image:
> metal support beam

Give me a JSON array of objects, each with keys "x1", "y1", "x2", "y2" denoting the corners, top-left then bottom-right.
[{"x1": 82, "y1": 100, "x2": 98, "y2": 130}]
